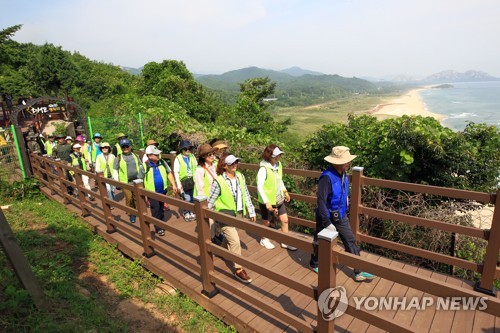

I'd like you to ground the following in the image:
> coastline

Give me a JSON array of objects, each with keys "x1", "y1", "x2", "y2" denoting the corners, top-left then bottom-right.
[{"x1": 370, "y1": 87, "x2": 446, "y2": 122}]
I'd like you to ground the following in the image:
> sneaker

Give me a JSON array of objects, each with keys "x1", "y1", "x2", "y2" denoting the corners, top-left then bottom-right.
[
  {"x1": 281, "y1": 243, "x2": 297, "y2": 251},
  {"x1": 355, "y1": 272, "x2": 376, "y2": 282},
  {"x1": 234, "y1": 269, "x2": 252, "y2": 284},
  {"x1": 130, "y1": 215, "x2": 136, "y2": 223},
  {"x1": 309, "y1": 265, "x2": 318, "y2": 274},
  {"x1": 164, "y1": 203, "x2": 170, "y2": 211},
  {"x1": 89, "y1": 196, "x2": 96, "y2": 201},
  {"x1": 157, "y1": 229, "x2": 165, "y2": 236},
  {"x1": 260, "y1": 237, "x2": 275, "y2": 249},
  {"x1": 183, "y1": 212, "x2": 191, "y2": 222},
  {"x1": 189, "y1": 212, "x2": 196, "y2": 221}
]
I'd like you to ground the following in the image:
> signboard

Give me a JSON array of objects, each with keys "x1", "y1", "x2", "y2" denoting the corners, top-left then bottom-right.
[{"x1": 27, "y1": 102, "x2": 66, "y2": 115}]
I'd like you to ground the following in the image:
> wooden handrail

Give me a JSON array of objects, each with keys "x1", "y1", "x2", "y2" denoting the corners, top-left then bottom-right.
[{"x1": 28, "y1": 154, "x2": 500, "y2": 332}]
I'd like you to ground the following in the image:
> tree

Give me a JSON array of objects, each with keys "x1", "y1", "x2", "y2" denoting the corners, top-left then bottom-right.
[
  {"x1": 25, "y1": 43, "x2": 79, "y2": 97},
  {"x1": 220, "y1": 77, "x2": 288, "y2": 134},
  {"x1": 139, "y1": 60, "x2": 222, "y2": 123}
]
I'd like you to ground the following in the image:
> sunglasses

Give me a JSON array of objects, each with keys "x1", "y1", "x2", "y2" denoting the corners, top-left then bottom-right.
[
  {"x1": 102, "y1": 146, "x2": 110, "y2": 149},
  {"x1": 121, "y1": 145, "x2": 130, "y2": 148},
  {"x1": 206, "y1": 153, "x2": 214, "y2": 157},
  {"x1": 227, "y1": 161, "x2": 239, "y2": 166}
]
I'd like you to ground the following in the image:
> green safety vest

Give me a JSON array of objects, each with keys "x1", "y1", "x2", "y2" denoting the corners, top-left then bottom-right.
[
  {"x1": 90, "y1": 142, "x2": 101, "y2": 162},
  {"x1": 45, "y1": 141, "x2": 54, "y2": 156},
  {"x1": 143, "y1": 162, "x2": 169, "y2": 192},
  {"x1": 96, "y1": 154, "x2": 115, "y2": 178},
  {"x1": 176, "y1": 153, "x2": 197, "y2": 180},
  {"x1": 114, "y1": 143, "x2": 122, "y2": 156},
  {"x1": 193, "y1": 166, "x2": 212, "y2": 197},
  {"x1": 117, "y1": 153, "x2": 140, "y2": 183},
  {"x1": 258, "y1": 161, "x2": 284, "y2": 205},
  {"x1": 69, "y1": 153, "x2": 87, "y2": 175},
  {"x1": 214, "y1": 172, "x2": 247, "y2": 216}
]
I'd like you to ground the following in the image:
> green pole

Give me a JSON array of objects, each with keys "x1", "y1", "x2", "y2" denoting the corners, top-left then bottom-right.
[
  {"x1": 11, "y1": 124, "x2": 27, "y2": 179},
  {"x1": 87, "y1": 116, "x2": 93, "y2": 138},
  {"x1": 138, "y1": 113, "x2": 144, "y2": 147}
]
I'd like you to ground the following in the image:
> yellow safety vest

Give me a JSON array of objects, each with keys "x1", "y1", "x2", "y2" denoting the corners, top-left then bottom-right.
[
  {"x1": 214, "y1": 172, "x2": 247, "y2": 216},
  {"x1": 258, "y1": 161, "x2": 284, "y2": 205}
]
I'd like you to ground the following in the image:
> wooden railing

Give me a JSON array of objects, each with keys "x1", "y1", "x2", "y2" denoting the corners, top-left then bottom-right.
[{"x1": 29, "y1": 153, "x2": 500, "y2": 333}]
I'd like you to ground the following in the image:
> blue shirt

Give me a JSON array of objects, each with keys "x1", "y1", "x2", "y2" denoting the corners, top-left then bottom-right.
[{"x1": 148, "y1": 161, "x2": 166, "y2": 194}]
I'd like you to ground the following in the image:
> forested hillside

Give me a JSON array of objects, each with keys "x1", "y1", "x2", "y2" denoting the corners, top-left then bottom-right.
[{"x1": 1, "y1": 24, "x2": 499, "y2": 192}]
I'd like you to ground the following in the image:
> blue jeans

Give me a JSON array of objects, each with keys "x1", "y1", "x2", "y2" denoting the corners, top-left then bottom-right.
[
  {"x1": 182, "y1": 188, "x2": 194, "y2": 214},
  {"x1": 106, "y1": 183, "x2": 115, "y2": 201},
  {"x1": 309, "y1": 211, "x2": 360, "y2": 274}
]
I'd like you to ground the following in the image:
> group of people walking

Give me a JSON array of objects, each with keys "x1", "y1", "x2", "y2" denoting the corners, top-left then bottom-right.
[{"x1": 38, "y1": 130, "x2": 374, "y2": 285}]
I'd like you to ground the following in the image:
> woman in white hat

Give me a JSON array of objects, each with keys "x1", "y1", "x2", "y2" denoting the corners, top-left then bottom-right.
[
  {"x1": 256, "y1": 144, "x2": 296, "y2": 251},
  {"x1": 207, "y1": 153, "x2": 256, "y2": 284},
  {"x1": 309, "y1": 146, "x2": 375, "y2": 282}
]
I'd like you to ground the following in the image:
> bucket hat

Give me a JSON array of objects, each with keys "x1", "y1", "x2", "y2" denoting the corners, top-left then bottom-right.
[{"x1": 179, "y1": 140, "x2": 192, "y2": 151}]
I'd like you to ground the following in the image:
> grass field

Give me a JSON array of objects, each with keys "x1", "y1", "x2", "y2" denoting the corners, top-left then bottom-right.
[{"x1": 270, "y1": 95, "x2": 384, "y2": 138}]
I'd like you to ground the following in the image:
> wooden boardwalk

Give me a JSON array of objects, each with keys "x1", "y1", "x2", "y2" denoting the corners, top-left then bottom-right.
[{"x1": 39, "y1": 185, "x2": 500, "y2": 333}]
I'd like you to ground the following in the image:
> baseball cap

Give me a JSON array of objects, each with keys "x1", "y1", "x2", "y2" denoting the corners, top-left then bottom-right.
[
  {"x1": 72, "y1": 143, "x2": 82, "y2": 149},
  {"x1": 225, "y1": 155, "x2": 241, "y2": 165},
  {"x1": 271, "y1": 147, "x2": 285, "y2": 158},
  {"x1": 145, "y1": 145, "x2": 162, "y2": 155}
]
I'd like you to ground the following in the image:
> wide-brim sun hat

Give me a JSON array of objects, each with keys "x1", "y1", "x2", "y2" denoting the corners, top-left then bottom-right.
[
  {"x1": 101, "y1": 142, "x2": 111, "y2": 148},
  {"x1": 212, "y1": 140, "x2": 229, "y2": 150},
  {"x1": 93, "y1": 133, "x2": 102, "y2": 139},
  {"x1": 146, "y1": 139, "x2": 158, "y2": 146},
  {"x1": 198, "y1": 143, "x2": 216, "y2": 157},
  {"x1": 72, "y1": 143, "x2": 82, "y2": 149},
  {"x1": 225, "y1": 155, "x2": 241, "y2": 165},
  {"x1": 65, "y1": 136, "x2": 73, "y2": 141},
  {"x1": 116, "y1": 133, "x2": 127, "y2": 139},
  {"x1": 324, "y1": 146, "x2": 357, "y2": 165},
  {"x1": 145, "y1": 145, "x2": 162, "y2": 155}
]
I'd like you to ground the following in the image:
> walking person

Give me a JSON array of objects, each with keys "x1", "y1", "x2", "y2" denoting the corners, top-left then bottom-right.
[
  {"x1": 113, "y1": 138, "x2": 144, "y2": 223},
  {"x1": 113, "y1": 133, "x2": 128, "y2": 157},
  {"x1": 309, "y1": 146, "x2": 375, "y2": 282},
  {"x1": 52, "y1": 133, "x2": 74, "y2": 195},
  {"x1": 90, "y1": 133, "x2": 103, "y2": 169},
  {"x1": 194, "y1": 143, "x2": 223, "y2": 244},
  {"x1": 67, "y1": 143, "x2": 95, "y2": 201},
  {"x1": 173, "y1": 140, "x2": 197, "y2": 222},
  {"x1": 207, "y1": 153, "x2": 256, "y2": 284},
  {"x1": 44, "y1": 134, "x2": 56, "y2": 157},
  {"x1": 143, "y1": 145, "x2": 178, "y2": 236},
  {"x1": 257, "y1": 144, "x2": 296, "y2": 251},
  {"x1": 95, "y1": 142, "x2": 116, "y2": 204}
]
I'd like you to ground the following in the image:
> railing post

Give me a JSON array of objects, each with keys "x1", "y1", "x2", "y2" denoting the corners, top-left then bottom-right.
[
  {"x1": 316, "y1": 227, "x2": 339, "y2": 333},
  {"x1": 475, "y1": 189, "x2": 500, "y2": 296},
  {"x1": 96, "y1": 171, "x2": 116, "y2": 234},
  {"x1": 194, "y1": 195, "x2": 218, "y2": 298},
  {"x1": 45, "y1": 156, "x2": 57, "y2": 195},
  {"x1": 55, "y1": 160, "x2": 70, "y2": 205},
  {"x1": 350, "y1": 166, "x2": 363, "y2": 242},
  {"x1": 74, "y1": 168, "x2": 90, "y2": 217},
  {"x1": 134, "y1": 180, "x2": 155, "y2": 258}
]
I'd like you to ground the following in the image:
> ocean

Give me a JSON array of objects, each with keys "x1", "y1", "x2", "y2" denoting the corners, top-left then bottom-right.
[{"x1": 419, "y1": 81, "x2": 500, "y2": 131}]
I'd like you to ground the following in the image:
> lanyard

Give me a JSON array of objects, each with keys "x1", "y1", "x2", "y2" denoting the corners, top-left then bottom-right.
[{"x1": 225, "y1": 173, "x2": 240, "y2": 208}]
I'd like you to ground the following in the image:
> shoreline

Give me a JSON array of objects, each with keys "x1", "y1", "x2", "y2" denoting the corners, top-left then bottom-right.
[{"x1": 370, "y1": 87, "x2": 447, "y2": 122}]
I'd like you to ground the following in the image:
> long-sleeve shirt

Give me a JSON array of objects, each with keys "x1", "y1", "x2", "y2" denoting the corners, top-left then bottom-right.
[
  {"x1": 317, "y1": 168, "x2": 348, "y2": 226},
  {"x1": 194, "y1": 162, "x2": 217, "y2": 196},
  {"x1": 207, "y1": 172, "x2": 256, "y2": 218}
]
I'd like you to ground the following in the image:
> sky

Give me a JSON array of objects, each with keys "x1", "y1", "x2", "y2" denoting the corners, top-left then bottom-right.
[{"x1": 3, "y1": 0, "x2": 500, "y2": 78}]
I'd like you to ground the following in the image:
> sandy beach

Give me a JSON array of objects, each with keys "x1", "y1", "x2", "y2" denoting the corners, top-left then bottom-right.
[{"x1": 370, "y1": 88, "x2": 446, "y2": 122}]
